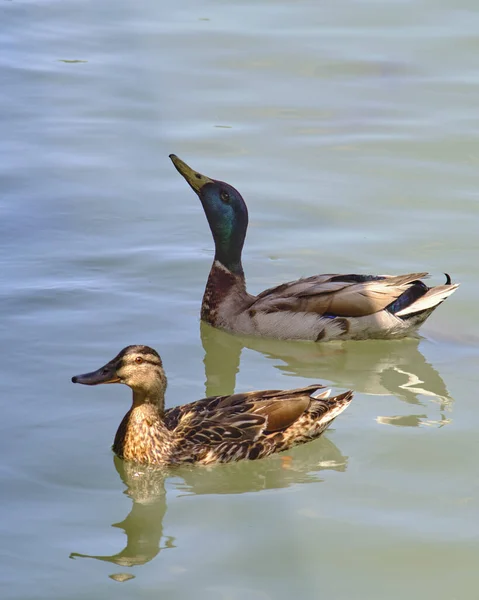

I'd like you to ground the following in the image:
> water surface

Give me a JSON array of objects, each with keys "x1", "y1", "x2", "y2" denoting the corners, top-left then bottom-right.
[{"x1": 2, "y1": 1, "x2": 479, "y2": 598}]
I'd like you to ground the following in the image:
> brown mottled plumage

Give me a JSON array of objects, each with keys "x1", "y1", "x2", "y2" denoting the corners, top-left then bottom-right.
[{"x1": 72, "y1": 345, "x2": 353, "y2": 466}]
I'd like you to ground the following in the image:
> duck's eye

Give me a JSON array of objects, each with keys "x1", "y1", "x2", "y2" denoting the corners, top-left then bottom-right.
[
  {"x1": 220, "y1": 191, "x2": 230, "y2": 204},
  {"x1": 135, "y1": 356, "x2": 144, "y2": 365}
]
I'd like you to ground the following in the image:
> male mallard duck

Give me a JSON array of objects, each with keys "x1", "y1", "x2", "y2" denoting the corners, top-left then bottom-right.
[
  {"x1": 169, "y1": 154, "x2": 459, "y2": 342},
  {"x1": 72, "y1": 345, "x2": 353, "y2": 465}
]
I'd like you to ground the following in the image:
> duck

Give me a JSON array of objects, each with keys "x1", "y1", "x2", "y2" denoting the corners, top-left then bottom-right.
[
  {"x1": 72, "y1": 345, "x2": 353, "y2": 465},
  {"x1": 169, "y1": 154, "x2": 459, "y2": 342}
]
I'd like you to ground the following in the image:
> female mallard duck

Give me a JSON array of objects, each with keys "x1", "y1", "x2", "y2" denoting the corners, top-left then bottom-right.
[
  {"x1": 72, "y1": 345, "x2": 353, "y2": 465},
  {"x1": 169, "y1": 154, "x2": 459, "y2": 342}
]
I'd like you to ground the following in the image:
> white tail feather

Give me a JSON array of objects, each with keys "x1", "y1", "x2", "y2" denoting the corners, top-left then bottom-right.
[
  {"x1": 312, "y1": 389, "x2": 331, "y2": 400},
  {"x1": 395, "y1": 284, "x2": 459, "y2": 317}
]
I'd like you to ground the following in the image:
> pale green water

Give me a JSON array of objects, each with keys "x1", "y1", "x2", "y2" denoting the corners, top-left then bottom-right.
[{"x1": 2, "y1": 0, "x2": 479, "y2": 598}]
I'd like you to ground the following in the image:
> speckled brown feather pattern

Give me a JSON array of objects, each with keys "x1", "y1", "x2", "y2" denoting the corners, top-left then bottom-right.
[
  {"x1": 113, "y1": 404, "x2": 174, "y2": 464},
  {"x1": 73, "y1": 345, "x2": 353, "y2": 466},
  {"x1": 115, "y1": 386, "x2": 353, "y2": 465}
]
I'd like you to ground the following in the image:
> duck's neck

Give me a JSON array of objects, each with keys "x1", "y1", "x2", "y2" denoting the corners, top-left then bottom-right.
[
  {"x1": 213, "y1": 223, "x2": 245, "y2": 277},
  {"x1": 132, "y1": 383, "x2": 166, "y2": 414},
  {"x1": 201, "y1": 260, "x2": 250, "y2": 325},
  {"x1": 113, "y1": 384, "x2": 171, "y2": 463}
]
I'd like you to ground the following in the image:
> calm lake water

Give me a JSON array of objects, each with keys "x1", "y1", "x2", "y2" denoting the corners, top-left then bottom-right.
[{"x1": 2, "y1": 0, "x2": 479, "y2": 598}]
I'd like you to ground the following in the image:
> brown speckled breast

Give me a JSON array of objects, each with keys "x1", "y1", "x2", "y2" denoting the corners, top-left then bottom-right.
[{"x1": 113, "y1": 407, "x2": 172, "y2": 464}]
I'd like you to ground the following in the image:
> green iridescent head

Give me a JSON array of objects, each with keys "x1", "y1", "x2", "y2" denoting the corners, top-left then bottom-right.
[{"x1": 170, "y1": 154, "x2": 248, "y2": 274}]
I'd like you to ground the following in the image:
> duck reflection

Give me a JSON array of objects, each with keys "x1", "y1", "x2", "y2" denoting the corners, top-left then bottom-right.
[
  {"x1": 70, "y1": 457, "x2": 173, "y2": 574},
  {"x1": 70, "y1": 436, "x2": 347, "y2": 579},
  {"x1": 201, "y1": 322, "x2": 453, "y2": 427}
]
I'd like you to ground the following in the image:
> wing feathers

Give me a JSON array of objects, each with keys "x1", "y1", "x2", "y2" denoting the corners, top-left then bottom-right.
[
  {"x1": 249, "y1": 272, "x2": 454, "y2": 319},
  {"x1": 173, "y1": 386, "x2": 325, "y2": 447},
  {"x1": 166, "y1": 385, "x2": 353, "y2": 463},
  {"x1": 255, "y1": 396, "x2": 311, "y2": 433}
]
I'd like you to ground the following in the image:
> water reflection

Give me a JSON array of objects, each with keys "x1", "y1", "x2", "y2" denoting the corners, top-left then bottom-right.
[
  {"x1": 70, "y1": 438, "x2": 347, "y2": 579},
  {"x1": 201, "y1": 322, "x2": 453, "y2": 427},
  {"x1": 70, "y1": 458, "x2": 173, "y2": 576},
  {"x1": 173, "y1": 434, "x2": 347, "y2": 495}
]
